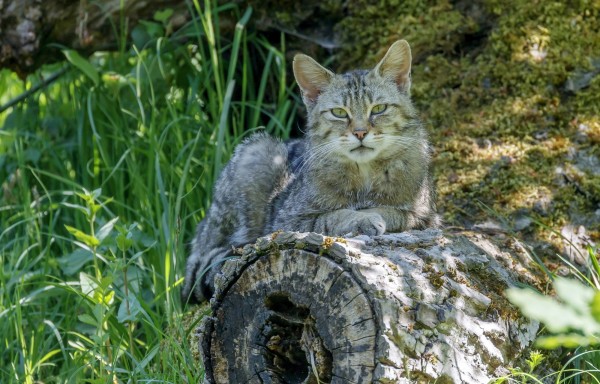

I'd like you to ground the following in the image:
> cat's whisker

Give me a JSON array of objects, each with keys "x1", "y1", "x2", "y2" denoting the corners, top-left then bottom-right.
[
  {"x1": 385, "y1": 137, "x2": 415, "y2": 144},
  {"x1": 299, "y1": 142, "x2": 336, "y2": 163},
  {"x1": 387, "y1": 135, "x2": 425, "y2": 144},
  {"x1": 295, "y1": 141, "x2": 338, "y2": 174},
  {"x1": 299, "y1": 145, "x2": 337, "y2": 171}
]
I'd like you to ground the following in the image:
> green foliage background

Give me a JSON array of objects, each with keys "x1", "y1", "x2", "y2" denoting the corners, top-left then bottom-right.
[{"x1": 0, "y1": 3, "x2": 296, "y2": 382}]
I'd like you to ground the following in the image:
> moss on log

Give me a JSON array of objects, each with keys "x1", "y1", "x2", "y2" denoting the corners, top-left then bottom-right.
[{"x1": 198, "y1": 229, "x2": 544, "y2": 383}]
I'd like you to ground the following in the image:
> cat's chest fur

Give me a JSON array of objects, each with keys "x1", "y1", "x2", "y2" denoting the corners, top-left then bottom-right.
[
  {"x1": 356, "y1": 163, "x2": 373, "y2": 187},
  {"x1": 309, "y1": 156, "x2": 418, "y2": 209}
]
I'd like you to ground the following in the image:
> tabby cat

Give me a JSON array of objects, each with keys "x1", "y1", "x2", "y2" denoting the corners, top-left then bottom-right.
[{"x1": 182, "y1": 40, "x2": 440, "y2": 303}]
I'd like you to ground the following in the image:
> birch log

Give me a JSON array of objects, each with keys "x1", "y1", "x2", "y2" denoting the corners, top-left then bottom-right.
[{"x1": 198, "y1": 229, "x2": 544, "y2": 383}]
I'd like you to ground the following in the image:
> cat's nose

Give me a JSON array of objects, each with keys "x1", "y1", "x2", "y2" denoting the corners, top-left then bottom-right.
[{"x1": 353, "y1": 129, "x2": 367, "y2": 141}]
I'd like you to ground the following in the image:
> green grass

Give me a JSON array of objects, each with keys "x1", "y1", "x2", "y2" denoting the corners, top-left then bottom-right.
[{"x1": 0, "y1": 2, "x2": 296, "y2": 382}]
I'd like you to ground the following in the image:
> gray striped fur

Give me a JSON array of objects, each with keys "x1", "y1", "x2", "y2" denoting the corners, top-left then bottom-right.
[{"x1": 182, "y1": 40, "x2": 440, "y2": 303}]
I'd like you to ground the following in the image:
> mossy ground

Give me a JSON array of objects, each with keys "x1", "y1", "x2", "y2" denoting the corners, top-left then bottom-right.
[{"x1": 332, "y1": 0, "x2": 600, "y2": 257}]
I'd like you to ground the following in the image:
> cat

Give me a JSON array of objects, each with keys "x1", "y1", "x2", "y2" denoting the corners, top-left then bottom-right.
[{"x1": 182, "y1": 40, "x2": 440, "y2": 303}]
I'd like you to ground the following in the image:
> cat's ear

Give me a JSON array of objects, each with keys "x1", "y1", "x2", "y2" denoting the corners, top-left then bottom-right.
[
  {"x1": 293, "y1": 54, "x2": 335, "y2": 105},
  {"x1": 374, "y1": 40, "x2": 412, "y2": 93}
]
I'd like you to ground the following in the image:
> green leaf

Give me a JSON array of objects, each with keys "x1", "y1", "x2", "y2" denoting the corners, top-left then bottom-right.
[
  {"x1": 526, "y1": 350, "x2": 545, "y2": 372},
  {"x1": 78, "y1": 313, "x2": 97, "y2": 327},
  {"x1": 154, "y1": 8, "x2": 173, "y2": 24},
  {"x1": 535, "y1": 333, "x2": 598, "y2": 349},
  {"x1": 65, "y1": 225, "x2": 100, "y2": 247},
  {"x1": 97, "y1": 217, "x2": 119, "y2": 243},
  {"x1": 554, "y1": 277, "x2": 594, "y2": 314},
  {"x1": 131, "y1": 24, "x2": 151, "y2": 50},
  {"x1": 131, "y1": 20, "x2": 165, "y2": 46},
  {"x1": 92, "y1": 302, "x2": 104, "y2": 323},
  {"x1": 116, "y1": 233, "x2": 133, "y2": 252},
  {"x1": 98, "y1": 275, "x2": 113, "y2": 291},
  {"x1": 96, "y1": 289, "x2": 114, "y2": 306},
  {"x1": 114, "y1": 265, "x2": 143, "y2": 294},
  {"x1": 591, "y1": 292, "x2": 600, "y2": 322},
  {"x1": 37, "y1": 349, "x2": 62, "y2": 366},
  {"x1": 60, "y1": 202, "x2": 90, "y2": 217},
  {"x1": 79, "y1": 272, "x2": 99, "y2": 299},
  {"x1": 90, "y1": 202, "x2": 102, "y2": 216},
  {"x1": 91, "y1": 188, "x2": 102, "y2": 199},
  {"x1": 24, "y1": 148, "x2": 41, "y2": 164},
  {"x1": 117, "y1": 293, "x2": 142, "y2": 323},
  {"x1": 506, "y1": 287, "x2": 600, "y2": 335},
  {"x1": 62, "y1": 50, "x2": 99, "y2": 85},
  {"x1": 129, "y1": 226, "x2": 155, "y2": 248},
  {"x1": 75, "y1": 192, "x2": 93, "y2": 206},
  {"x1": 58, "y1": 249, "x2": 93, "y2": 275}
]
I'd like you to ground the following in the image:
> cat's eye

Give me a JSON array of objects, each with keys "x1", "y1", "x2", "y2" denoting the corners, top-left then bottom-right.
[
  {"x1": 371, "y1": 104, "x2": 387, "y2": 115},
  {"x1": 331, "y1": 108, "x2": 348, "y2": 118}
]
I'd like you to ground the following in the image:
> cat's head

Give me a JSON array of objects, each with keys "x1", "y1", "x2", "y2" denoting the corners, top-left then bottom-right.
[{"x1": 293, "y1": 40, "x2": 424, "y2": 165}]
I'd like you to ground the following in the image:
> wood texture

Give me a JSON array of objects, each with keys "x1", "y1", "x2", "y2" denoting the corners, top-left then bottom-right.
[{"x1": 198, "y1": 229, "x2": 544, "y2": 383}]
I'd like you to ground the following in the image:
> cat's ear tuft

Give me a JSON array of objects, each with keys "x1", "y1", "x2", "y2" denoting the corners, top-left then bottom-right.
[
  {"x1": 374, "y1": 40, "x2": 412, "y2": 93},
  {"x1": 293, "y1": 54, "x2": 334, "y2": 105}
]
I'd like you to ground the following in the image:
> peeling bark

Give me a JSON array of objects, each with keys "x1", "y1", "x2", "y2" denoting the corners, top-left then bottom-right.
[{"x1": 198, "y1": 229, "x2": 544, "y2": 383}]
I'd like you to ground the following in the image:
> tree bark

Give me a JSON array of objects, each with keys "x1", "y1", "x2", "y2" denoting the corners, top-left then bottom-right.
[{"x1": 198, "y1": 229, "x2": 544, "y2": 383}]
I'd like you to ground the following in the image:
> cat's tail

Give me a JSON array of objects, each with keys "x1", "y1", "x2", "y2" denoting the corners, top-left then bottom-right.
[
  {"x1": 182, "y1": 132, "x2": 290, "y2": 303},
  {"x1": 182, "y1": 243, "x2": 230, "y2": 304}
]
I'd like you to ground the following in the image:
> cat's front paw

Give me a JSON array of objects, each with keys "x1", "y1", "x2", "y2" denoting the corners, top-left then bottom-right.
[
  {"x1": 357, "y1": 212, "x2": 386, "y2": 236},
  {"x1": 337, "y1": 212, "x2": 386, "y2": 236}
]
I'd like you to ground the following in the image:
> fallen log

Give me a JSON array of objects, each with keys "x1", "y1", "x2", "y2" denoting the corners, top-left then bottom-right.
[{"x1": 197, "y1": 229, "x2": 544, "y2": 383}]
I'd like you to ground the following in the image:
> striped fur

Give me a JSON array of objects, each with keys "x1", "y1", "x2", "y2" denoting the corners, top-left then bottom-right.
[{"x1": 182, "y1": 40, "x2": 440, "y2": 303}]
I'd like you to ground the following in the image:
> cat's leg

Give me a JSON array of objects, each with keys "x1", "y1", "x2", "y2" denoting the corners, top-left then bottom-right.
[
  {"x1": 296, "y1": 209, "x2": 386, "y2": 236},
  {"x1": 360, "y1": 179, "x2": 441, "y2": 231},
  {"x1": 361, "y1": 206, "x2": 441, "y2": 231},
  {"x1": 359, "y1": 207, "x2": 414, "y2": 231},
  {"x1": 311, "y1": 204, "x2": 439, "y2": 236},
  {"x1": 305, "y1": 203, "x2": 439, "y2": 238},
  {"x1": 182, "y1": 132, "x2": 289, "y2": 303},
  {"x1": 271, "y1": 196, "x2": 387, "y2": 236}
]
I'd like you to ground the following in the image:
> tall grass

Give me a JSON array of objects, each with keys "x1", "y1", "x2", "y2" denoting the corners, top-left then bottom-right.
[{"x1": 0, "y1": 2, "x2": 297, "y2": 382}]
